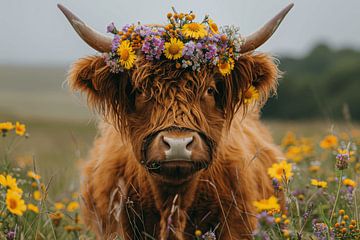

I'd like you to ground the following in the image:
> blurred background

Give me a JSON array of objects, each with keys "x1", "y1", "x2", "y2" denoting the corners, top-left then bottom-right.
[{"x1": 1, "y1": 0, "x2": 359, "y2": 195}]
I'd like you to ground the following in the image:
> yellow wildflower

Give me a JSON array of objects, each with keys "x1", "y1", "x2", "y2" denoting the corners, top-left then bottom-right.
[
  {"x1": 117, "y1": 40, "x2": 136, "y2": 69},
  {"x1": 49, "y1": 211, "x2": 63, "y2": 226},
  {"x1": 27, "y1": 203, "x2": 39, "y2": 213},
  {"x1": 54, "y1": 202, "x2": 65, "y2": 210},
  {"x1": 27, "y1": 171, "x2": 41, "y2": 180},
  {"x1": 281, "y1": 131, "x2": 296, "y2": 147},
  {"x1": 253, "y1": 196, "x2": 280, "y2": 213},
  {"x1": 64, "y1": 225, "x2": 82, "y2": 232},
  {"x1": 343, "y1": 178, "x2": 356, "y2": 188},
  {"x1": 33, "y1": 190, "x2": 42, "y2": 201},
  {"x1": 195, "y1": 229, "x2": 202, "y2": 237},
  {"x1": 311, "y1": 179, "x2": 328, "y2": 188},
  {"x1": 15, "y1": 121, "x2": 26, "y2": 136},
  {"x1": 164, "y1": 38, "x2": 184, "y2": 60},
  {"x1": 285, "y1": 146, "x2": 303, "y2": 162},
  {"x1": 267, "y1": 160, "x2": 293, "y2": 182},
  {"x1": 0, "y1": 122, "x2": 14, "y2": 133},
  {"x1": 67, "y1": 201, "x2": 80, "y2": 212},
  {"x1": 355, "y1": 163, "x2": 360, "y2": 174},
  {"x1": 243, "y1": 85, "x2": 260, "y2": 104},
  {"x1": 6, "y1": 190, "x2": 27, "y2": 216},
  {"x1": 0, "y1": 174, "x2": 23, "y2": 195},
  {"x1": 218, "y1": 58, "x2": 234, "y2": 76},
  {"x1": 208, "y1": 19, "x2": 219, "y2": 34},
  {"x1": 182, "y1": 22, "x2": 207, "y2": 39},
  {"x1": 308, "y1": 165, "x2": 320, "y2": 173},
  {"x1": 320, "y1": 135, "x2": 338, "y2": 149}
]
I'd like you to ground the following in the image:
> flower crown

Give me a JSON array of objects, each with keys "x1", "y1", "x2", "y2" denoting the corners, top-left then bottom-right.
[{"x1": 104, "y1": 9, "x2": 244, "y2": 76}]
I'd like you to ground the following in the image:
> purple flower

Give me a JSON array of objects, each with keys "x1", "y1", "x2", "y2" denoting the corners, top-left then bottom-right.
[
  {"x1": 111, "y1": 35, "x2": 120, "y2": 52},
  {"x1": 122, "y1": 24, "x2": 132, "y2": 32},
  {"x1": 336, "y1": 152, "x2": 349, "y2": 170},
  {"x1": 256, "y1": 211, "x2": 274, "y2": 226},
  {"x1": 107, "y1": 22, "x2": 116, "y2": 33},
  {"x1": 205, "y1": 43, "x2": 217, "y2": 61},
  {"x1": 6, "y1": 230, "x2": 15, "y2": 240},
  {"x1": 183, "y1": 41, "x2": 196, "y2": 57},
  {"x1": 312, "y1": 219, "x2": 328, "y2": 240},
  {"x1": 202, "y1": 231, "x2": 216, "y2": 240},
  {"x1": 141, "y1": 35, "x2": 164, "y2": 61}
]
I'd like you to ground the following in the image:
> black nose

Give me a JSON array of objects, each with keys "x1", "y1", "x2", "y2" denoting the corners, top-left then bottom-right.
[{"x1": 162, "y1": 136, "x2": 194, "y2": 160}]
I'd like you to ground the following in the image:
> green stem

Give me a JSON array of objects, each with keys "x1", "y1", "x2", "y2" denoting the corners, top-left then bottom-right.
[{"x1": 329, "y1": 170, "x2": 343, "y2": 223}]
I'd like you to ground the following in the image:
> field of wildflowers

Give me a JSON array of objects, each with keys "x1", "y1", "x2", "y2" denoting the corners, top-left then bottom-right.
[{"x1": 0, "y1": 120, "x2": 359, "y2": 239}]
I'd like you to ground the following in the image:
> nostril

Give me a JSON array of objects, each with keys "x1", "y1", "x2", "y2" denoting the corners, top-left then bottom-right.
[
  {"x1": 185, "y1": 136, "x2": 194, "y2": 150},
  {"x1": 161, "y1": 136, "x2": 171, "y2": 150}
]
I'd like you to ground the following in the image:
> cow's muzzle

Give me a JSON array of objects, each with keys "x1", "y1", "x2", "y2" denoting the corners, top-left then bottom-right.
[{"x1": 141, "y1": 127, "x2": 214, "y2": 182}]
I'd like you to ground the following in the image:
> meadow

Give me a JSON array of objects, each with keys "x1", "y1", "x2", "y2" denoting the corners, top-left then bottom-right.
[{"x1": 1, "y1": 64, "x2": 359, "y2": 239}]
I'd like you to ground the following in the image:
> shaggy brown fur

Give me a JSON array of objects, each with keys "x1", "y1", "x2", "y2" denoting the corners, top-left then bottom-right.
[{"x1": 68, "y1": 53, "x2": 285, "y2": 239}]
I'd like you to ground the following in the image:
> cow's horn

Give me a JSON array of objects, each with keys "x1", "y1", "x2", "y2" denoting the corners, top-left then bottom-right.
[
  {"x1": 240, "y1": 3, "x2": 294, "y2": 53},
  {"x1": 58, "y1": 4, "x2": 112, "y2": 53}
]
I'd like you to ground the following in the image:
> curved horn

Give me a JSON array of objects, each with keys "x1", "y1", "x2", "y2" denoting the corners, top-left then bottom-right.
[
  {"x1": 240, "y1": 3, "x2": 294, "y2": 53},
  {"x1": 58, "y1": 4, "x2": 112, "y2": 53}
]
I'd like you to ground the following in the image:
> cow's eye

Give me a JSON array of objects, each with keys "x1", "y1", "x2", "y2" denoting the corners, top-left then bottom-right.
[{"x1": 207, "y1": 87, "x2": 215, "y2": 95}]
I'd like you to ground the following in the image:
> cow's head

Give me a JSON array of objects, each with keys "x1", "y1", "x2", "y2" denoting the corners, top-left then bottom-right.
[{"x1": 59, "y1": 4, "x2": 293, "y2": 184}]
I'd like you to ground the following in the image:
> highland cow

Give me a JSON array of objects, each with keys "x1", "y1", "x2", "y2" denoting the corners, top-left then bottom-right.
[{"x1": 59, "y1": 4, "x2": 293, "y2": 239}]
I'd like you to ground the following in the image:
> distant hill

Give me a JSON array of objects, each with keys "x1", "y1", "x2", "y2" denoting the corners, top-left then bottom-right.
[{"x1": 263, "y1": 44, "x2": 360, "y2": 121}]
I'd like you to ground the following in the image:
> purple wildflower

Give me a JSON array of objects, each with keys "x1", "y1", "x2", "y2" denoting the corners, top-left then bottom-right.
[
  {"x1": 183, "y1": 41, "x2": 196, "y2": 57},
  {"x1": 111, "y1": 35, "x2": 120, "y2": 52},
  {"x1": 106, "y1": 22, "x2": 116, "y2": 34},
  {"x1": 256, "y1": 211, "x2": 275, "y2": 226},
  {"x1": 205, "y1": 43, "x2": 217, "y2": 61},
  {"x1": 312, "y1": 219, "x2": 328, "y2": 240},
  {"x1": 336, "y1": 151, "x2": 349, "y2": 170},
  {"x1": 202, "y1": 231, "x2": 216, "y2": 240},
  {"x1": 141, "y1": 35, "x2": 164, "y2": 61},
  {"x1": 6, "y1": 230, "x2": 15, "y2": 240},
  {"x1": 122, "y1": 24, "x2": 133, "y2": 32}
]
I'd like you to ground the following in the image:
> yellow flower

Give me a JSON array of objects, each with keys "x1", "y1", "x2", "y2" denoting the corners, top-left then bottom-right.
[
  {"x1": 0, "y1": 174, "x2": 23, "y2": 195},
  {"x1": 218, "y1": 58, "x2": 234, "y2": 76},
  {"x1": 281, "y1": 131, "x2": 297, "y2": 147},
  {"x1": 67, "y1": 201, "x2": 80, "y2": 212},
  {"x1": 49, "y1": 211, "x2": 63, "y2": 226},
  {"x1": 164, "y1": 38, "x2": 184, "y2": 60},
  {"x1": 33, "y1": 190, "x2": 42, "y2": 201},
  {"x1": 208, "y1": 19, "x2": 219, "y2": 34},
  {"x1": 267, "y1": 160, "x2": 293, "y2": 181},
  {"x1": 355, "y1": 163, "x2": 360, "y2": 174},
  {"x1": 195, "y1": 229, "x2": 202, "y2": 237},
  {"x1": 182, "y1": 22, "x2": 207, "y2": 39},
  {"x1": 253, "y1": 196, "x2": 280, "y2": 213},
  {"x1": 54, "y1": 202, "x2": 65, "y2": 210},
  {"x1": 64, "y1": 225, "x2": 82, "y2": 232},
  {"x1": 0, "y1": 122, "x2": 14, "y2": 132},
  {"x1": 285, "y1": 146, "x2": 303, "y2": 162},
  {"x1": 117, "y1": 40, "x2": 136, "y2": 69},
  {"x1": 6, "y1": 190, "x2": 27, "y2": 216},
  {"x1": 27, "y1": 203, "x2": 39, "y2": 214},
  {"x1": 343, "y1": 178, "x2": 356, "y2": 188},
  {"x1": 308, "y1": 165, "x2": 320, "y2": 172},
  {"x1": 243, "y1": 85, "x2": 260, "y2": 104},
  {"x1": 15, "y1": 122, "x2": 26, "y2": 136},
  {"x1": 311, "y1": 179, "x2": 328, "y2": 188},
  {"x1": 27, "y1": 171, "x2": 41, "y2": 180},
  {"x1": 320, "y1": 135, "x2": 338, "y2": 149}
]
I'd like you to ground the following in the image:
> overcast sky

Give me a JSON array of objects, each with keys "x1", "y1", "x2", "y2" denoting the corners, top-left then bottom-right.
[{"x1": 1, "y1": 0, "x2": 359, "y2": 65}]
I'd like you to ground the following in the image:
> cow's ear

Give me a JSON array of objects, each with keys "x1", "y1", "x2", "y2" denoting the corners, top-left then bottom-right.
[
  {"x1": 68, "y1": 55, "x2": 132, "y2": 128},
  {"x1": 222, "y1": 53, "x2": 280, "y2": 120}
]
